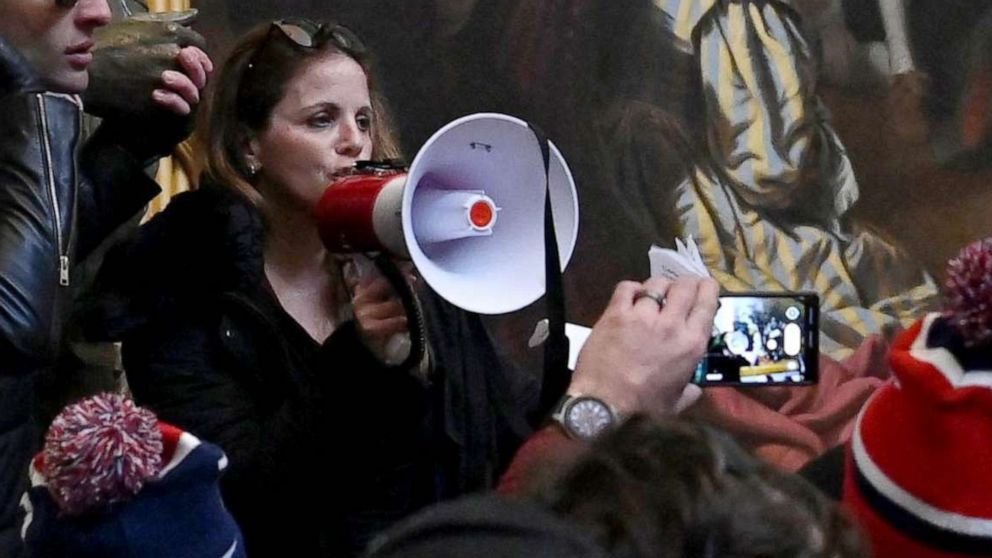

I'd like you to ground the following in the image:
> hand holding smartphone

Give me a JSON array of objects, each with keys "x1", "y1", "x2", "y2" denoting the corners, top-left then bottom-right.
[{"x1": 692, "y1": 292, "x2": 819, "y2": 386}]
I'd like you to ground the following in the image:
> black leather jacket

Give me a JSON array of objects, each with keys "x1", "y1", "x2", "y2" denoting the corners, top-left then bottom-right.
[{"x1": 0, "y1": 38, "x2": 160, "y2": 557}]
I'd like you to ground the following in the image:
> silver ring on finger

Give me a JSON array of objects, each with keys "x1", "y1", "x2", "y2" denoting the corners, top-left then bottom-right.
[{"x1": 633, "y1": 289, "x2": 666, "y2": 310}]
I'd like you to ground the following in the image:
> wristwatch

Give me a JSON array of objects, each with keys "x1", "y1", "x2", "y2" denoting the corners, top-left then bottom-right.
[{"x1": 551, "y1": 394, "x2": 622, "y2": 441}]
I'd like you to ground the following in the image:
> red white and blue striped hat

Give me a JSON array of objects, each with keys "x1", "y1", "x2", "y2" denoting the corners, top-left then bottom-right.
[
  {"x1": 844, "y1": 239, "x2": 992, "y2": 557},
  {"x1": 21, "y1": 393, "x2": 245, "y2": 558}
]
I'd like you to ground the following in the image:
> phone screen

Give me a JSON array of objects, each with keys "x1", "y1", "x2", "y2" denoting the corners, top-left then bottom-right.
[{"x1": 693, "y1": 293, "x2": 819, "y2": 386}]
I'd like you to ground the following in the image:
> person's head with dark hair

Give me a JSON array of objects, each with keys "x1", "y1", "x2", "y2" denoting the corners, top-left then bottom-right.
[
  {"x1": 368, "y1": 415, "x2": 866, "y2": 558},
  {"x1": 531, "y1": 416, "x2": 867, "y2": 558},
  {"x1": 0, "y1": 0, "x2": 112, "y2": 93},
  {"x1": 364, "y1": 493, "x2": 613, "y2": 558},
  {"x1": 201, "y1": 18, "x2": 401, "y2": 209}
]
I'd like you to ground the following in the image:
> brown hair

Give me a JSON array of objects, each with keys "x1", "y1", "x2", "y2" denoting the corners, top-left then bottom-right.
[
  {"x1": 199, "y1": 22, "x2": 402, "y2": 206},
  {"x1": 529, "y1": 416, "x2": 868, "y2": 558}
]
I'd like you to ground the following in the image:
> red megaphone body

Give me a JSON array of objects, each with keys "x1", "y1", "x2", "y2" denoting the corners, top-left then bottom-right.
[
  {"x1": 314, "y1": 163, "x2": 500, "y2": 259},
  {"x1": 315, "y1": 166, "x2": 410, "y2": 257}
]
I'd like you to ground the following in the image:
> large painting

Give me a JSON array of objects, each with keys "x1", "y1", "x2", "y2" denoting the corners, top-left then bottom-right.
[{"x1": 174, "y1": 0, "x2": 991, "y2": 466}]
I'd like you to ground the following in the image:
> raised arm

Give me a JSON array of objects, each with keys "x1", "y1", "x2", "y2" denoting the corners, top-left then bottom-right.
[{"x1": 0, "y1": 38, "x2": 81, "y2": 371}]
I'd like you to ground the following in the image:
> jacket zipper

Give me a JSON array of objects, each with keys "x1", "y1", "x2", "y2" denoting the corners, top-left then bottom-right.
[{"x1": 37, "y1": 94, "x2": 70, "y2": 286}]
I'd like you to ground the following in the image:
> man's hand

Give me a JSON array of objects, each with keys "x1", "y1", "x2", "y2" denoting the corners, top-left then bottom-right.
[
  {"x1": 83, "y1": 19, "x2": 211, "y2": 117},
  {"x1": 570, "y1": 277, "x2": 720, "y2": 417},
  {"x1": 83, "y1": 19, "x2": 213, "y2": 164},
  {"x1": 152, "y1": 44, "x2": 212, "y2": 116}
]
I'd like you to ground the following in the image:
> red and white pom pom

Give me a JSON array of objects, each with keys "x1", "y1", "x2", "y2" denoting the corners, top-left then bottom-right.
[
  {"x1": 43, "y1": 393, "x2": 163, "y2": 516},
  {"x1": 945, "y1": 237, "x2": 992, "y2": 347}
]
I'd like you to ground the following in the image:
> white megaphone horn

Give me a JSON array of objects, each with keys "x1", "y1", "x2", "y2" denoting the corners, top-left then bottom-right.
[{"x1": 314, "y1": 113, "x2": 579, "y2": 314}]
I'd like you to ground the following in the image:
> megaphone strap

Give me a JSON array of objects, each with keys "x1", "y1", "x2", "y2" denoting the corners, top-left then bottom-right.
[{"x1": 528, "y1": 123, "x2": 571, "y2": 421}]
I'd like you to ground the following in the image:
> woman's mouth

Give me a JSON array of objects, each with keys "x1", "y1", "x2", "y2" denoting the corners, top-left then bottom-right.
[{"x1": 328, "y1": 166, "x2": 358, "y2": 182}]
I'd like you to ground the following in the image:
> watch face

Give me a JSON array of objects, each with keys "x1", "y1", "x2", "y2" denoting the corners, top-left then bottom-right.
[{"x1": 565, "y1": 398, "x2": 614, "y2": 439}]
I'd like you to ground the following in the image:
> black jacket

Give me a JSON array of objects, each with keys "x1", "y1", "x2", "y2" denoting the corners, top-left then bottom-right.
[
  {"x1": 0, "y1": 38, "x2": 161, "y2": 557},
  {"x1": 83, "y1": 183, "x2": 538, "y2": 557}
]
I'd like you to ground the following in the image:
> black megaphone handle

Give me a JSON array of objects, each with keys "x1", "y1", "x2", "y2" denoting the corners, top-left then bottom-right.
[{"x1": 370, "y1": 253, "x2": 427, "y2": 372}]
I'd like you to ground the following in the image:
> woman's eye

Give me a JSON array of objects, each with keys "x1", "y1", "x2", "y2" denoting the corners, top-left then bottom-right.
[
  {"x1": 308, "y1": 113, "x2": 333, "y2": 128},
  {"x1": 356, "y1": 114, "x2": 372, "y2": 132}
]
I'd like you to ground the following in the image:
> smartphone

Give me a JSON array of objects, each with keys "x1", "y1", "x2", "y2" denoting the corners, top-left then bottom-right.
[{"x1": 692, "y1": 292, "x2": 819, "y2": 386}]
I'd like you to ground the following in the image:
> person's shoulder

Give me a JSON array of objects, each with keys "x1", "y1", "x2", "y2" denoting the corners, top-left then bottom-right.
[
  {"x1": 82, "y1": 182, "x2": 264, "y2": 340},
  {"x1": 150, "y1": 180, "x2": 258, "y2": 234},
  {"x1": 131, "y1": 180, "x2": 263, "y2": 284}
]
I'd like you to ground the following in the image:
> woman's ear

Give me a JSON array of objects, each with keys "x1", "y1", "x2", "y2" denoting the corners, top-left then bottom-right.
[{"x1": 242, "y1": 134, "x2": 262, "y2": 176}]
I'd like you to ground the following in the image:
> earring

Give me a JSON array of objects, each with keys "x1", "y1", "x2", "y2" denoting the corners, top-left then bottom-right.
[{"x1": 247, "y1": 160, "x2": 260, "y2": 176}]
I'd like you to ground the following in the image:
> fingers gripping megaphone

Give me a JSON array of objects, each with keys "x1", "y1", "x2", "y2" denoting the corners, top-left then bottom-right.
[{"x1": 314, "y1": 113, "x2": 579, "y2": 315}]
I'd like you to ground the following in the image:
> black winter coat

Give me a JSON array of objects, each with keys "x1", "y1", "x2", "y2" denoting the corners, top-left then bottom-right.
[
  {"x1": 0, "y1": 38, "x2": 160, "y2": 557},
  {"x1": 82, "y1": 183, "x2": 538, "y2": 557}
]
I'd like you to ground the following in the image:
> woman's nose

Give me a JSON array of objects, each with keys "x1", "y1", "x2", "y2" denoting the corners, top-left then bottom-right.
[{"x1": 335, "y1": 119, "x2": 368, "y2": 158}]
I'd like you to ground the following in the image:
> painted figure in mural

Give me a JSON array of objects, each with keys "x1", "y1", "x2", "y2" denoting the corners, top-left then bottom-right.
[
  {"x1": 0, "y1": 1, "x2": 211, "y2": 556},
  {"x1": 659, "y1": 0, "x2": 936, "y2": 465},
  {"x1": 501, "y1": 0, "x2": 938, "y2": 470},
  {"x1": 658, "y1": 0, "x2": 860, "y2": 231},
  {"x1": 800, "y1": 0, "x2": 931, "y2": 147},
  {"x1": 505, "y1": 0, "x2": 937, "y2": 355},
  {"x1": 796, "y1": 0, "x2": 917, "y2": 90},
  {"x1": 803, "y1": 0, "x2": 992, "y2": 166},
  {"x1": 80, "y1": 18, "x2": 538, "y2": 557},
  {"x1": 651, "y1": 0, "x2": 939, "y2": 353}
]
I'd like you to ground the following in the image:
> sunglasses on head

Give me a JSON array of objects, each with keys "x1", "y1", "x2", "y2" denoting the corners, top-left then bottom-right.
[{"x1": 266, "y1": 18, "x2": 366, "y2": 56}]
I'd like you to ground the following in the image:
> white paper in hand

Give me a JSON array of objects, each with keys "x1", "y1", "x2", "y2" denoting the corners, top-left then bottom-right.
[
  {"x1": 649, "y1": 236, "x2": 711, "y2": 279},
  {"x1": 685, "y1": 236, "x2": 707, "y2": 275}
]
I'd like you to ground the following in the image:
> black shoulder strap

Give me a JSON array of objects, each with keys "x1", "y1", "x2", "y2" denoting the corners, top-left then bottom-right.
[{"x1": 528, "y1": 122, "x2": 571, "y2": 419}]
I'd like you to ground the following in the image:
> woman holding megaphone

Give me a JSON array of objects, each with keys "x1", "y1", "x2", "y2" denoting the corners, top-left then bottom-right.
[{"x1": 81, "y1": 19, "x2": 538, "y2": 558}]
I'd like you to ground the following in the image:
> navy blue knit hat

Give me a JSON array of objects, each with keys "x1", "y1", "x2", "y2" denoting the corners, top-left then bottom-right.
[{"x1": 21, "y1": 394, "x2": 245, "y2": 558}]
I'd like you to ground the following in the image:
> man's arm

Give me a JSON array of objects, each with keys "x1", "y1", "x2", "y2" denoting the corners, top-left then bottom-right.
[
  {"x1": 568, "y1": 276, "x2": 719, "y2": 417},
  {"x1": 498, "y1": 276, "x2": 720, "y2": 494},
  {"x1": 73, "y1": 132, "x2": 161, "y2": 261},
  {"x1": 75, "y1": 20, "x2": 212, "y2": 260},
  {"x1": 0, "y1": 39, "x2": 81, "y2": 370}
]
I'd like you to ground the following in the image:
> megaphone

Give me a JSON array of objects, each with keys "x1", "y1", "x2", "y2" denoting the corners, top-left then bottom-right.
[{"x1": 315, "y1": 113, "x2": 579, "y2": 314}]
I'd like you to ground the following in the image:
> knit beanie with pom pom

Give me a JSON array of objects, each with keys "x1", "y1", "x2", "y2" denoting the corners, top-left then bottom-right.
[
  {"x1": 20, "y1": 393, "x2": 246, "y2": 558},
  {"x1": 843, "y1": 238, "x2": 992, "y2": 557}
]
